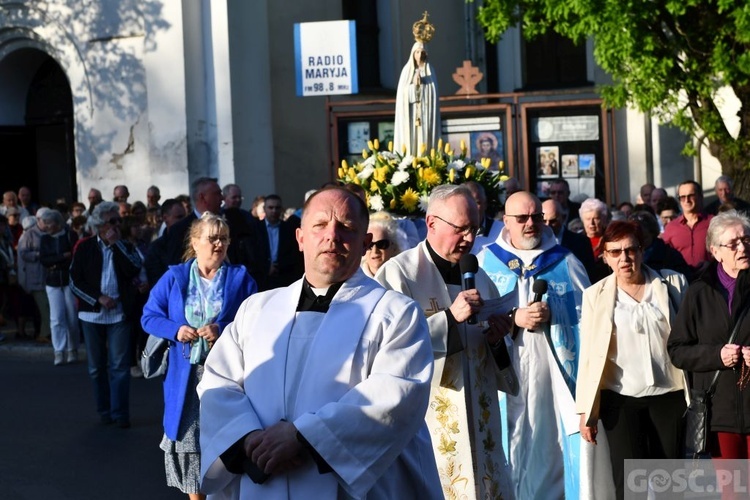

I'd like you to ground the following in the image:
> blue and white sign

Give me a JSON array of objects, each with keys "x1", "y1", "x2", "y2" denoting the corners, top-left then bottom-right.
[{"x1": 294, "y1": 20, "x2": 358, "y2": 97}]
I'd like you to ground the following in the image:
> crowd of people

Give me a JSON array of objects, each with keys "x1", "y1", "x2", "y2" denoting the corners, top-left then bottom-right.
[{"x1": 5, "y1": 172, "x2": 750, "y2": 499}]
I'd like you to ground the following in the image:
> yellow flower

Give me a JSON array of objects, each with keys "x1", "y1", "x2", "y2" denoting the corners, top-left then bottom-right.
[
  {"x1": 338, "y1": 167, "x2": 344, "y2": 178},
  {"x1": 420, "y1": 143, "x2": 427, "y2": 156},
  {"x1": 444, "y1": 142, "x2": 451, "y2": 155},
  {"x1": 341, "y1": 159, "x2": 348, "y2": 170},
  {"x1": 401, "y1": 188, "x2": 420, "y2": 212},
  {"x1": 449, "y1": 169, "x2": 455, "y2": 183},
  {"x1": 373, "y1": 167, "x2": 388, "y2": 183},
  {"x1": 500, "y1": 174, "x2": 509, "y2": 182},
  {"x1": 423, "y1": 167, "x2": 441, "y2": 186},
  {"x1": 347, "y1": 168, "x2": 356, "y2": 178},
  {"x1": 367, "y1": 140, "x2": 374, "y2": 151},
  {"x1": 401, "y1": 143, "x2": 407, "y2": 155},
  {"x1": 362, "y1": 149, "x2": 369, "y2": 159},
  {"x1": 412, "y1": 157, "x2": 418, "y2": 168},
  {"x1": 498, "y1": 160, "x2": 505, "y2": 172},
  {"x1": 430, "y1": 148, "x2": 436, "y2": 160},
  {"x1": 437, "y1": 138, "x2": 444, "y2": 152},
  {"x1": 388, "y1": 141, "x2": 393, "y2": 152},
  {"x1": 465, "y1": 166, "x2": 475, "y2": 179},
  {"x1": 460, "y1": 139, "x2": 467, "y2": 155},
  {"x1": 370, "y1": 179, "x2": 379, "y2": 192},
  {"x1": 374, "y1": 139, "x2": 380, "y2": 150},
  {"x1": 390, "y1": 198, "x2": 397, "y2": 210},
  {"x1": 481, "y1": 157, "x2": 491, "y2": 169}
]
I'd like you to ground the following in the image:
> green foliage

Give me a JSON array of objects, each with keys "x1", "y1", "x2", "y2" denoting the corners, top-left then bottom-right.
[{"x1": 475, "y1": 0, "x2": 750, "y2": 178}]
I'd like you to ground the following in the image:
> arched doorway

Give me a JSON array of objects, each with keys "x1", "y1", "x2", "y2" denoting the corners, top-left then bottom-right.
[{"x1": 0, "y1": 48, "x2": 76, "y2": 206}]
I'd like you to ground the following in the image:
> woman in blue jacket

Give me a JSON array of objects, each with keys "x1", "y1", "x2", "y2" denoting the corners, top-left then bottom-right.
[{"x1": 142, "y1": 212, "x2": 257, "y2": 500}]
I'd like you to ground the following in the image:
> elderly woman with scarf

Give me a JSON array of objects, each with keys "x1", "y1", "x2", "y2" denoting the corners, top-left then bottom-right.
[{"x1": 142, "y1": 213, "x2": 257, "y2": 500}]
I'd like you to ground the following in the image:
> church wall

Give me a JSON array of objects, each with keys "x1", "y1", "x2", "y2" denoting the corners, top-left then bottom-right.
[
  {"x1": 226, "y1": 0, "x2": 275, "y2": 202},
  {"x1": 0, "y1": 1, "x2": 191, "y2": 202}
]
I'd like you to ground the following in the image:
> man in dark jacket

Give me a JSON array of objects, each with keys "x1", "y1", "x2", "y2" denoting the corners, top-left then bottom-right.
[{"x1": 70, "y1": 201, "x2": 142, "y2": 428}]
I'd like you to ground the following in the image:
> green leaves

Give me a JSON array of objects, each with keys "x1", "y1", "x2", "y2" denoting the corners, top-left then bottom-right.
[{"x1": 474, "y1": 0, "x2": 750, "y2": 179}]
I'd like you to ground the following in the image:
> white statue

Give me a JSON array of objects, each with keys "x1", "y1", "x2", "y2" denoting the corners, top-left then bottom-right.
[{"x1": 394, "y1": 13, "x2": 440, "y2": 156}]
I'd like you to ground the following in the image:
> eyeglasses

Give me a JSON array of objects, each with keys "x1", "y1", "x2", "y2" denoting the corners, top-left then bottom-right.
[
  {"x1": 604, "y1": 246, "x2": 641, "y2": 258},
  {"x1": 367, "y1": 239, "x2": 391, "y2": 251},
  {"x1": 678, "y1": 193, "x2": 697, "y2": 201},
  {"x1": 505, "y1": 213, "x2": 544, "y2": 224},
  {"x1": 432, "y1": 215, "x2": 481, "y2": 237},
  {"x1": 718, "y1": 236, "x2": 750, "y2": 251},
  {"x1": 106, "y1": 217, "x2": 122, "y2": 225},
  {"x1": 205, "y1": 235, "x2": 230, "y2": 245}
]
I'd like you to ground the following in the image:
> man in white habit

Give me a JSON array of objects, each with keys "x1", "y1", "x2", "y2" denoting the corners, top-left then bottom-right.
[
  {"x1": 198, "y1": 186, "x2": 442, "y2": 499},
  {"x1": 477, "y1": 191, "x2": 612, "y2": 500},
  {"x1": 376, "y1": 184, "x2": 519, "y2": 499}
]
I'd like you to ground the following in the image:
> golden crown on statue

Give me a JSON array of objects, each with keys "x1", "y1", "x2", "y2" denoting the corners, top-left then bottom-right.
[{"x1": 412, "y1": 11, "x2": 435, "y2": 44}]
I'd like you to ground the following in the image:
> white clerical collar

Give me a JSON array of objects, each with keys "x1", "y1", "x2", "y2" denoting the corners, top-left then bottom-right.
[{"x1": 310, "y1": 286, "x2": 330, "y2": 297}]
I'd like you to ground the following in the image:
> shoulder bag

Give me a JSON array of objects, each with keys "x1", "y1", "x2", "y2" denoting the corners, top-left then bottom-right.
[{"x1": 141, "y1": 335, "x2": 170, "y2": 379}]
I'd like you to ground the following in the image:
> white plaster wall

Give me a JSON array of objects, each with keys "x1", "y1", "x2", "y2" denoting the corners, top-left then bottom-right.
[
  {"x1": 141, "y1": 0, "x2": 190, "y2": 199},
  {"x1": 0, "y1": 1, "x2": 192, "y2": 203}
]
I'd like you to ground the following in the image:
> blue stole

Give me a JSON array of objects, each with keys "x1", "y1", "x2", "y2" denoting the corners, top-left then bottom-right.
[
  {"x1": 483, "y1": 242, "x2": 583, "y2": 499},
  {"x1": 484, "y1": 242, "x2": 581, "y2": 393}
]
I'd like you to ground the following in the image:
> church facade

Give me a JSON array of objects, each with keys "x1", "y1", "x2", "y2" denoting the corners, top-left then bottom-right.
[{"x1": 0, "y1": 0, "x2": 724, "y2": 207}]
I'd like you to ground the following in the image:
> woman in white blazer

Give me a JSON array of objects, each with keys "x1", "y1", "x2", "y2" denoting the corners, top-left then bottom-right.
[{"x1": 576, "y1": 220, "x2": 688, "y2": 499}]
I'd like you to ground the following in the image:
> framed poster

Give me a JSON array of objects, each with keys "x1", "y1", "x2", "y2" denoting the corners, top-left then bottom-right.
[
  {"x1": 561, "y1": 155, "x2": 579, "y2": 178},
  {"x1": 579, "y1": 154, "x2": 596, "y2": 177},
  {"x1": 536, "y1": 146, "x2": 560, "y2": 178},
  {"x1": 470, "y1": 131, "x2": 504, "y2": 170},
  {"x1": 378, "y1": 122, "x2": 394, "y2": 144},
  {"x1": 446, "y1": 132, "x2": 471, "y2": 157},
  {"x1": 537, "y1": 180, "x2": 554, "y2": 198},
  {"x1": 347, "y1": 122, "x2": 370, "y2": 154}
]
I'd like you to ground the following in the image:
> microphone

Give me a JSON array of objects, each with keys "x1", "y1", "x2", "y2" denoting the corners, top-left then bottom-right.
[
  {"x1": 532, "y1": 279, "x2": 548, "y2": 304},
  {"x1": 459, "y1": 254, "x2": 479, "y2": 325},
  {"x1": 529, "y1": 279, "x2": 548, "y2": 332}
]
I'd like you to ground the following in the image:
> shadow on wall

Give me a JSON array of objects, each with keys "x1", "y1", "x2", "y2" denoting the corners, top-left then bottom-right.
[{"x1": 0, "y1": 2, "x2": 172, "y2": 181}]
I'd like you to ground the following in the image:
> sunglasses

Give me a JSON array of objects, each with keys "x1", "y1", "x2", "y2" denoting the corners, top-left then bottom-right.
[
  {"x1": 367, "y1": 239, "x2": 391, "y2": 251},
  {"x1": 206, "y1": 235, "x2": 230, "y2": 245},
  {"x1": 604, "y1": 246, "x2": 640, "y2": 258},
  {"x1": 506, "y1": 213, "x2": 544, "y2": 224}
]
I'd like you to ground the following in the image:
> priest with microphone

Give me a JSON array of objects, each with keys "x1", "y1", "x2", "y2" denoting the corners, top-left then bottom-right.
[
  {"x1": 476, "y1": 191, "x2": 610, "y2": 500},
  {"x1": 376, "y1": 184, "x2": 519, "y2": 500}
]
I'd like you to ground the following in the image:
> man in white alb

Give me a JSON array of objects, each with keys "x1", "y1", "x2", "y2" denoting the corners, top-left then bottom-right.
[{"x1": 198, "y1": 186, "x2": 441, "y2": 499}]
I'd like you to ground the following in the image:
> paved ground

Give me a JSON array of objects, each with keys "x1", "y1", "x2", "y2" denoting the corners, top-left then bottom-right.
[{"x1": 0, "y1": 331, "x2": 184, "y2": 500}]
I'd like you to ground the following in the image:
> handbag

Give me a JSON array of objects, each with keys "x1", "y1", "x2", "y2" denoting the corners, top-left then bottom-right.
[
  {"x1": 141, "y1": 335, "x2": 170, "y2": 379},
  {"x1": 684, "y1": 305, "x2": 750, "y2": 457}
]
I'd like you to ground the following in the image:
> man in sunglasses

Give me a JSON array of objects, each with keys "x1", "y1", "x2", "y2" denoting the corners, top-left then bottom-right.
[
  {"x1": 70, "y1": 201, "x2": 143, "y2": 429},
  {"x1": 377, "y1": 184, "x2": 519, "y2": 499},
  {"x1": 662, "y1": 179, "x2": 713, "y2": 276},
  {"x1": 477, "y1": 191, "x2": 602, "y2": 499}
]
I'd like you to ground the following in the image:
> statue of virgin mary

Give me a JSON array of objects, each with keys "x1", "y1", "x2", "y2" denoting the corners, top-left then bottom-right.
[{"x1": 393, "y1": 13, "x2": 440, "y2": 156}]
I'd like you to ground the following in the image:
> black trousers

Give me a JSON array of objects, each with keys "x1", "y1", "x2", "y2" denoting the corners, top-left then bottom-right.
[{"x1": 599, "y1": 389, "x2": 686, "y2": 500}]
